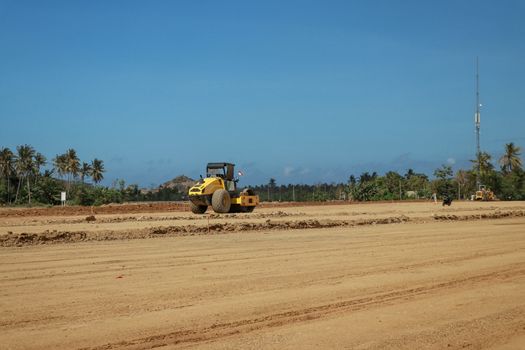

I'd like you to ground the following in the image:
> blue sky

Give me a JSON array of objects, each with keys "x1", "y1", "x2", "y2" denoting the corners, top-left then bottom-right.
[{"x1": 1, "y1": 0, "x2": 524, "y2": 187}]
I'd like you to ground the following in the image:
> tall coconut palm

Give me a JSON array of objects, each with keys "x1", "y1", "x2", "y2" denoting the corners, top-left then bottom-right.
[
  {"x1": 64, "y1": 149, "x2": 80, "y2": 187},
  {"x1": 80, "y1": 162, "x2": 92, "y2": 183},
  {"x1": 33, "y1": 152, "x2": 46, "y2": 184},
  {"x1": 53, "y1": 154, "x2": 68, "y2": 180},
  {"x1": 14, "y1": 144, "x2": 36, "y2": 204},
  {"x1": 0, "y1": 147, "x2": 14, "y2": 204},
  {"x1": 91, "y1": 158, "x2": 105, "y2": 184},
  {"x1": 499, "y1": 142, "x2": 522, "y2": 173}
]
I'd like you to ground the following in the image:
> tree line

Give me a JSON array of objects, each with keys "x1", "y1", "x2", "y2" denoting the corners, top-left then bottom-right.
[
  {"x1": 0, "y1": 142, "x2": 522, "y2": 206},
  {"x1": 254, "y1": 143, "x2": 524, "y2": 202},
  {"x1": 0, "y1": 145, "x2": 106, "y2": 206}
]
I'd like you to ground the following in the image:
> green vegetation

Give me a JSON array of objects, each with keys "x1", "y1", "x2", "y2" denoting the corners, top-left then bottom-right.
[
  {"x1": 1, "y1": 143, "x2": 523, "y2": 206},
  {"x1": 0, "y1": 145, "x2": 109, "y2": 206},
  {"x1": 252, "y1": 143, "x2": 524, "y2": 202}
]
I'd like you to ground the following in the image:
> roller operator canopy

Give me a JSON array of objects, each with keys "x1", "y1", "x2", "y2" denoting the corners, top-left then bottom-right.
[{"x1": 206, "y1": 163, "x2": 235, "y2": 181}]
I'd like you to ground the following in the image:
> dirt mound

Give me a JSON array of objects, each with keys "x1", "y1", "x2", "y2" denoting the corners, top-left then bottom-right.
[
  {"x1": 82, "y1": 215, "x2": 200, "y2": 224},
  {"x1": 0, "y1": 211, "x2": 308, "y2": 228},
  {"x1": 150, "y1": 219, "x2": 345, "y2": 235},
  {"x1": 3, "y1": 210, "x2": 522, "y2": 248},
  {"x1": 0, "y1": 202, "x2": 189, "y2": 218},
  {"x1": 206, "y1": 211, "x2": 305, "y2": 220},
  {"x1": 0, "y1": 216, "x2": 411, "y2": 247},
  {"x1": 0, "y1": 229, "x2": 154, "y2": 247},
  {"x1": 1, "y1": 230, "x2": 89, "y2": 246},
  {"x1": 433, "y1": 210, "x2": 525, "y2": 221}
]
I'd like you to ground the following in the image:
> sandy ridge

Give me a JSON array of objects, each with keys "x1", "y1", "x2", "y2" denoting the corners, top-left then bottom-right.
[{"x1": 1, "y1": 210, "x2": 524, "y2": 247}]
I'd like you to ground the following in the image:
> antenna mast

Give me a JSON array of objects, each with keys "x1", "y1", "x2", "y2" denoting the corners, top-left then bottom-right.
[{"x1": 475, "y1": 57, "x2": 481, "y2": 187}]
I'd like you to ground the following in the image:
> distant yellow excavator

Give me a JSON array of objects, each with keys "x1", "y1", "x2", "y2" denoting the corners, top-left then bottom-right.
[
  {"x1": 474, "y1": 185, "x2": 495, "y2": 201},
  {"x1": 188, "y1": 162, "x2": 259, "y2": 214}
]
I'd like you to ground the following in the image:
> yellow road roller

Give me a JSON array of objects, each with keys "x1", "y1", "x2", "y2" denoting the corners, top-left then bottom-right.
[{"x1": 188, "y1": 162, "x2": 259, "y2": 214}]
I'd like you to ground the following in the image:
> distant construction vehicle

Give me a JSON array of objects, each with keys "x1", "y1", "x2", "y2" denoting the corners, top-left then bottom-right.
[
  {"x1": 474, "y1": 185, "x2": 495, "y2": 201},
  {"x1": 188, "y1": 162, "x2": 259, "y2": 214}
]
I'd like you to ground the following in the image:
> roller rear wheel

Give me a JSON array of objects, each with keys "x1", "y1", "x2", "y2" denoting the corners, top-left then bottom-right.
[{"x1": 212, "y1": 189, "x2": 231, "y2": 213}]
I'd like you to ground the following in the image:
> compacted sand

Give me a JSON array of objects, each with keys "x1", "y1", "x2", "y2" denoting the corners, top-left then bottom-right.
[{"x1": 1, "y1": 201, "x2": 524, "y2": 349}]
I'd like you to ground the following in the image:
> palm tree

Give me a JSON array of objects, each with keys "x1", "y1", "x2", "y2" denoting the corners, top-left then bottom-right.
[
  {"x1": 471, "y1": 151, "x2": 494, "y2": 188},
  {"x1": 33, "y1": 152, "x2": 46, "y2": 184},
  {"x1": 80, "y1": 162, "x2": 92, "y2": 183},
  {"x1": 53, "y1": 154, "x2": 68, "y2": 180},
  {"x1": 0, "y1": 147, "x2": 14, "y2": 204},
  {"x1": 499, "y1": 142, "x2": 522, "y2": 173},
  {"x1": 91, "y1": 158, "x2": 105, "y2": 184},
  {"x1": 471, "y1": 151, "x2": 493, "y2": 176},
  {"x1": 64, "y1": 149, "x2": 80, "y2": 188},
  {"x1": 14, "y1": 144, "x2": 36, "y2": 204}
]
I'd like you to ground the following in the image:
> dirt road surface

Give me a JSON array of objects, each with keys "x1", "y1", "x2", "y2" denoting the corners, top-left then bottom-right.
[{"x1": 1, "y1": 201, "x2": 524, "y2": 349}]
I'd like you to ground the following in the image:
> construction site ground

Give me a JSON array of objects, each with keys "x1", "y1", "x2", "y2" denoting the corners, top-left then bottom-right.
[{"x1": 1, "y1": 201, "x2": 524, "y2": 349}]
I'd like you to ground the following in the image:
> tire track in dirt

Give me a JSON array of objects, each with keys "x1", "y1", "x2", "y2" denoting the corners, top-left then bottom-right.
[
  {"x1": 308, "y1": 247, "x2": 525, "y2": 287},
  {"x1": 3, "y1": 244, "x2": 523, "y2": 335},
  {"x1": 2, "y1": 210, "x2": 524, "y2": 247},
  {"x1": 2, "y1": 221, "x2": 523, "y2": 288},
  {"x1": 3, "y1": 217, "x2": 523, "y2": 278},
  {"x1": 359, "y1": 307, "x2": 525, "y2": 349},
  {"x1": 2, "y1": 245, "x2": 522, "y2": 288},
  {"x1": 0, "y1": 315, "x2": 64, "y2": 328},
  {"x1": 79, "y1": 264, "x2": 525, "y2": 350}
]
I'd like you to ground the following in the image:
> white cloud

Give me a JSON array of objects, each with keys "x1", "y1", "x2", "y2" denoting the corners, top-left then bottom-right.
[
  {"x1": 283, "y1": 166, "x2": 294, "y2": 177},
  {"x1": 299, "y1": 168, "x2": 311, "y2": 175},
  {"x1": 447, "y1": 157, "x2": 456, "y2": 165}
]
